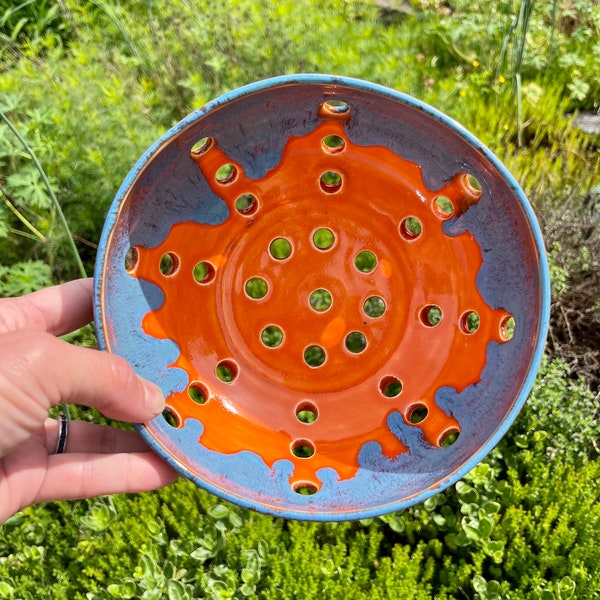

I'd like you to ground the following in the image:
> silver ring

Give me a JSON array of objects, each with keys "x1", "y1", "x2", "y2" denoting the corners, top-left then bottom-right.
[{"x1": 55, "y1": 415, "x2": 69, "y2": 454}]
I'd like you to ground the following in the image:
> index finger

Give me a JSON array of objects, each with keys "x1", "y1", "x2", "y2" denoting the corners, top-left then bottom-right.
[{"x1": 0, "y1": 279, "x2": 94, "y2": 336}]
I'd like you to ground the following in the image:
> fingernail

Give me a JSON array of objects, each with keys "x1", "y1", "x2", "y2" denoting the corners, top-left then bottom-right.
[{"x1": 143, "y1": 381, "x2": 165, "y2": 416}]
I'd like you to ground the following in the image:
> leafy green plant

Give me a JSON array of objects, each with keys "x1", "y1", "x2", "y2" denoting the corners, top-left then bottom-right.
[{"x1": 0, "y1": 259, "x2": 52, "y2": 295}]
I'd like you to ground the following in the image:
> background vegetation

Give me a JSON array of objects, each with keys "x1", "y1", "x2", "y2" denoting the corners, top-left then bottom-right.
[{"x1": 0, "y1": 0, "x2": 598, "y2": 598}]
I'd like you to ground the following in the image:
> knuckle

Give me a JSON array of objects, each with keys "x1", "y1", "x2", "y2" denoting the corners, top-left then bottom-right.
[
  {"x1": 106, "y1": 354, "x2": 140, "y2": 393},
  {"x1": 0, "y1": 330, "x2": 62, "y2": 407}
]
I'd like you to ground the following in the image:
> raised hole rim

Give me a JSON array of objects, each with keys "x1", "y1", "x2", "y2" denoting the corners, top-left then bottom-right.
[
  {"x1": 345, "y1": 331, "x2": 367, "y2": 354},
  {"x1": 321, "y1": 99, "x2": 350, "y2": 115},
  {"x1": 312, "y1": 227, "x2": 336, "y2": 250},
  {"x1": 399, "y1": 216, "x2": 423, "y2": 240},
  {"x1": 304, "y1": 345, "x2": 326, "y2": 368},
  {"x1": 190, "y1": 136, "x2": 214, "y2": 156},
  {"x1": 433, "y1": 195, "x2": 455, "y2": 218},
  {"x1": 319, "y1": 170, "x2": 343, "y2": 193},
  {"x1": 309, "y1": 288, "x2": 333, "y2": 312},
  {"x1": 465, "y1": 173, "x2": 482, "y2": 194},
  {"x1": 235, "y1": 193, "x2": 259, "y2": 216},
  {"x1": 124, "y1": 246, "x2": 139, "y2": 272},
  {"x1": 291, "y1": 439, "x2": 316, "y2": 459},
  {"x1": 363, "y1": 296, "x2": 386, "y2": 318},
  {"x1": 245, "y1": 277, "x2": 269, "y2": 300},
  {"x1": 215, "y1": 163, "x2": 238, "y2": 184},
  {"x1": 407, "y1": 404, "x2": 429, "y2": 424},
  {"x1": 500, "y1": 314, "x2": 516, "y2": 341},
  {"x1": 162, "y1": 406, "x2": 181, "y2": 428},
  {"x1": 321, "y1": 134, "x2": 346, "y2": 153},
  {"x1": 188, "y1": 382, "x2": 209, "y2": 405},
  {"x1": 159, "y1": 252, "x2": 179, "y2": 276},
  {"x1": 193, "y1": 261, "x2": 216, "y2": 284},
  {"x1": 261, "y1": 325, "x2": 284, "y2": 348},
  {"x1": 295, "y1": 401, "x2": 319, "y2": 424},
  {"x1": 379, "y1": 375, "x2": 403, "y2": 398},
  {"x1": 269, "y1": 237, "x2": 293, "y2": 260},
  {"x1": 459, "y1": 310, "x2": 480, "y2": 334},
  {"x1": 354, "y1": 250, "x2": 377, "y2": 273},
  {"x1": 215, "y1": 359, "x2": 239, "y2": 383},
  {"x1": 292, "y1": 481, "x2": 319, "y2": 495},
  {"x1": 439, "y1": 428, "x2": 460, "y2": 447},
  {"x1": 420, "y1": 304, "x2": 443, "y2": 327}
]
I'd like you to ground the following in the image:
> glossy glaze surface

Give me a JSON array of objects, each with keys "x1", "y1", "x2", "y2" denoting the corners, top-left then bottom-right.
[{"x1": 95, "y1": 75, "x2": 550, "y2": 520}]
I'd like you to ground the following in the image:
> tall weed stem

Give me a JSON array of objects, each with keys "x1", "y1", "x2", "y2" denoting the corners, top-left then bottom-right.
[{"x1": 0, "y1": 111, "x2": 87, "y2": 278}]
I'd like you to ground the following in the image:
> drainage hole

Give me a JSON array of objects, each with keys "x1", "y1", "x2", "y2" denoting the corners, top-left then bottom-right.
[
  {"x1": 400, "y1": 216, "x2": 423, "y2": 240},
  {"x1": 319, "y1": 171, "x2": 342, "y2": 193},
  {"x1": 345, "y1": 331, "x2": 367, "y2": 354},
  {"x1": 363, "y1": 296, "x2": 386, "y2": 318},
  {"x1": 465, "y1": 174, "x2": 482, "y2": 194},
  {"x1": 193, "y1": 261, "x2": 216, "y2": 284},
  {"x1": 309, "y1": 288, "x2": 332, "y2": 312},
  {"x1": 408, "y1": 404, "x2": 429, "y2": 424},
  {"x1": 269, "y1": 237, "x2": 292, "y2": 260},
  {"x1": 188, "y1": 382, "x2": 209, "y2": 405},
  {"x1": 296, "y1": 402, "x2": 319, "y2": 424},
  {"x1": 321, "y1": 134, "x2": 346, "y2": 153},
  {"x1": 159, "y1": 252, "x2": 179, "y2": 276},
  {"x1": 439, "y1": 428, "x2": 460, "y2": 447},
  {"x1": 293, "y1": 482, "x2": 319, "y2": 496},
  {"x1": 190, "y1": 136, "x2": 214, "y2": 156},
  {"x1": 162, "y1": 407, "x2": 181, "y2": 428},
  {"x1": 216, "y1": 360, "x2": 238, "y2": 383},
  {"x1": 420, "y1": 305, "x2": 443, "y2": 327},
  {"x1": 304, "y1": 345, "x2": 326, "y2": 368},
  {"x1": 124, "y1": 246, "x2": 139, "y2": 272},
  {"x1": 354, "y1": 250, "x2": 377, "y2": 273},
  {"x1": 500, "y1": 314, "x2": 516, "y2": 341},
  {"x1": 379, "y1": 376, "x2": 403, "y2": 398},
  {"x1": 321, "y1": 99, "x2": 350, "y2": 115},
  {"x1": 313, "y1": 227, "x2": 335, "y2": 250},
  {"x1": 291, "y1": 440, "x2": 315, "y2": 459},
  {"x1": 235, "y1": 193, "x2": 259, "y2": 216},
  {"x1": 460, "y1": 310, "x2": 480, "y2": 334},
  {"x1": 245, "y1": 277, "x2": 269, "y2": 299},
  {"x1": 433, "y1": 196, "x2": 455, "y2": 218},
  {"x1": 261, "y1": 325, "x2": 284, "y2": 348},
  {"x1": 215, "y1": 163, "x2": 237, "y2": 184}
]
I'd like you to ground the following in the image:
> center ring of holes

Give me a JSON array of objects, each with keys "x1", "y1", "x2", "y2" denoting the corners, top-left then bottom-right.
[
  {"x1": 309, "y1": 288, "x2": 333, "y2": 312},
  {"x1": 312, "y1": 227, "x2": 336, "y2": 250},
  {"x1": 304, "y1": 345, "x2": 326, "y2": 368},
  {"x1": 269, "y1": 237, "x2": 293, "y2": 260},
  {"x1": 174, "y1": 103, "x2": 481, "y2": 500},
  {"x1": 261, "y1": 325, "x2": 284, "y2": 348}
]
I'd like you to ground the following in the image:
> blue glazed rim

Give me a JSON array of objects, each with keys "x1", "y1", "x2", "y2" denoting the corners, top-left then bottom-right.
[{"x1": 94, "y1": 74, "x2": 551, "y2": 521}]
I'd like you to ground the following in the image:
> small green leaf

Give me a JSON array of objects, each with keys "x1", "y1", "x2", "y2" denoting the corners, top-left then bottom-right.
[
  {"x1": 6, "y1": 166, "x2": 53, "y2": 209},
  {"x1": 477, "y1": 516, "x2": 494, "y2": 538},
  {"x1": 481, "y1": 501, "x2": 501, "y2": 516},
  {"x1": 107, "y1": 581, "x2": 137, "y2": 598},
  {"x1": 207, "y1": 504, "x2": 229, "y2": 519},
  {"x1": 558, "y1": 576, "x2": 576, "y2": 599},
  {"x1": 167, "y1": 580, "x2": 189, "y2": 600}
]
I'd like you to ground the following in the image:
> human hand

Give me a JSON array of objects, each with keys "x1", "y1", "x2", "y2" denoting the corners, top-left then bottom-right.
[{"x1": 0, "y1": 278, "x2": 178, "y2": 524}]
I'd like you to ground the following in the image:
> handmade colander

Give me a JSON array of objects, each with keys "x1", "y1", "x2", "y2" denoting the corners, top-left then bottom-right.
[{"x1": 94, "y1": 74, "x2": 550, "y2": 521}]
